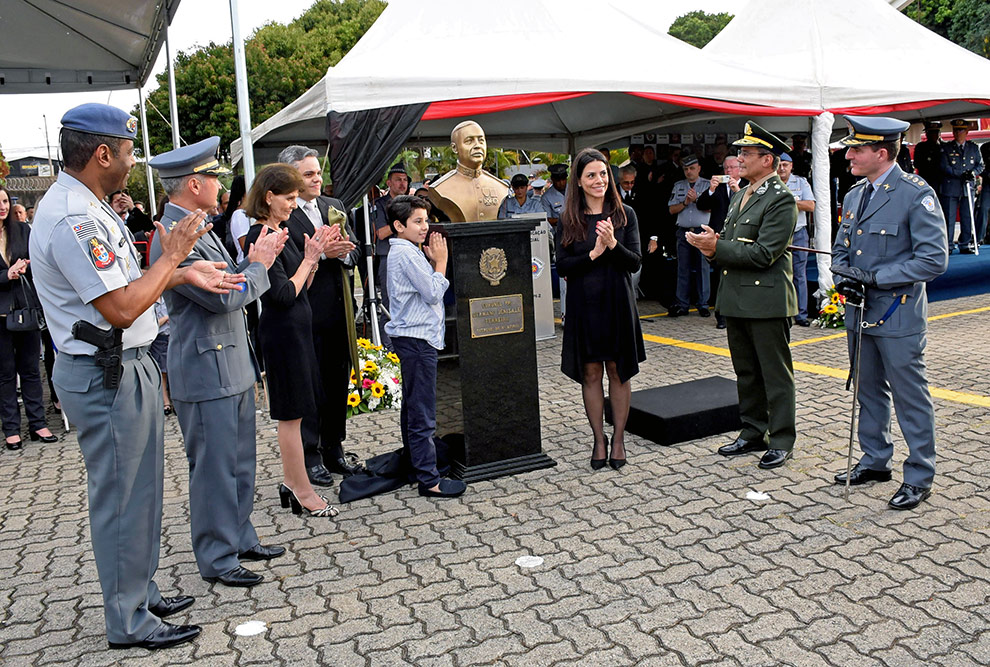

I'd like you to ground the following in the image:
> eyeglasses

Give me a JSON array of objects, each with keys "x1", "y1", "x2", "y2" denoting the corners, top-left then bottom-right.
[{"x1": 737, "y1": 150, "x2": 771, "y2": 159}]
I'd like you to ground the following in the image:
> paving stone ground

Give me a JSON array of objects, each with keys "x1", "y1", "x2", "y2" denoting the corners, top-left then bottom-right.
[{"x1": 0, "y1": 293, "x2": 987, "y2": 666}]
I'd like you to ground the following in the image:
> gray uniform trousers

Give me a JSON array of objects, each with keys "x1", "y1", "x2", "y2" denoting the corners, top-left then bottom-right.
[
  {"x1": 849, "y1": 331, "x2": 937, "y2": 488},
  {"x1": 54, "y1": 348, "x2": 164, "y2": 643},
  {"x1": 174, "y1": 389, "x2": 258, "y2": 577}
]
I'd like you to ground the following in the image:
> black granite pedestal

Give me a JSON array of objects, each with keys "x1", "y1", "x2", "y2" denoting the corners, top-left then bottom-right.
[{"x1": 437, "y1": 220, "x2": 556, "y2": 483}]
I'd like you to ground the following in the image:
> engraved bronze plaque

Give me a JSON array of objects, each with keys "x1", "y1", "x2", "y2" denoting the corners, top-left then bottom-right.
[{"x1": 469, "y1": 294, "x2": 524, "y2": 338}]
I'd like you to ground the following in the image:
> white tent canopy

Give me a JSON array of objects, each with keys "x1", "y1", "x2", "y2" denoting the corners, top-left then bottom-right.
[
  {"x1": 0, "y1": 0, "x2": 179, "y2": 93},
  {"x1": 232, "y1": 0, "x2": 820, "y2": 164},
  {"x1": 703, "y1": 0, "x2": 990, "y2": 120}
]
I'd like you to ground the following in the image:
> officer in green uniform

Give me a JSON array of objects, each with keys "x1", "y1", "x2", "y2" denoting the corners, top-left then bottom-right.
[
  {"x1": 687, "y1": 121, "x2": 798, "y2": 470},
  {"x1": 30, "y1": 103, "x2": 240, "y2": 650}
]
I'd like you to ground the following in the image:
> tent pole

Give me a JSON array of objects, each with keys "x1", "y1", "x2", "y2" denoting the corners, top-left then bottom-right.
[
  {"x1": 811, "y1": 112, "x2": 834, "y2": 296},
  {"x1": 230, "y1": 0, "x2": 256, "y2": 187},
  {"x1": 362, "y1": 194, "x2": 382, "y2": 346},
  {"x1": 165, "y1": 30, "x2": 180, "y2": 150},
  {"x1": 138, "y1": 87, "x2": 157, "y2": 218}
]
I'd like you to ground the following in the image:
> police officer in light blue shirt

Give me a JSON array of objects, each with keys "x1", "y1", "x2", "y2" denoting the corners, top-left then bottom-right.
[
  {"x1": 30, "y1": 103, "x2": 238, "y2": 650},
  {"x1": 778, "y1": 153, "x2": 816, "y2": 325},
  {"x1": 542, "y1": 164, "x2": 568, "y2": 318},
  {"x1": 831, "y1": 115, "x2": 948, "y2": 512},
  {"x1": 498, "y1": 173, "x2": 543, "y2": 217},
  {"x1": 668, "y1": 154, "x2": 711, "y2": 316}
]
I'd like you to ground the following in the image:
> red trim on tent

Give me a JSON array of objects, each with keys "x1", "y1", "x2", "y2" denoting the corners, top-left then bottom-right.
[
  {"x1": 828, "y1": 98, "x2": 990, "y2": 115},
  {"x1": 629, "y1": 92, "x2": 819, "y2": 116},
  {"x1": 422, "y1": 92, "x2": 591, "y2": 120}
]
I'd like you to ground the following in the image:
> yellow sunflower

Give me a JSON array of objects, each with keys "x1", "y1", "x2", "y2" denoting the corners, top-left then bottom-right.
[
  {"x1": 363, "y1": 360, "x2": 378, "y2": 373},
  {"x1": 347, "y1": 392, "x2": 361, "y2": 407},
  {"x1": 357, "y1": 338, "x2": 372, "y2": 350},
  {"x1": 823, "y1": 304, "x2": 838, "y2": 314},
  {"x1": 386, "y1": 352, "x2": 400, "y2": 364},
  {"x1": 830, "y1": 293, "x2": 840, "y2": 305},
  {"x1": 371, "y1": 382, "x2": 385, "y2": 398}
]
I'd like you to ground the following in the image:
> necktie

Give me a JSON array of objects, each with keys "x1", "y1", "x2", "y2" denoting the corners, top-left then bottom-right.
[{"x1": 857, "y1": 183, "x2": 874, "y2": 220}]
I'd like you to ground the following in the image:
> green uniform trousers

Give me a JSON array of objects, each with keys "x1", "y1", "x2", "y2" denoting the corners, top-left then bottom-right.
[{"x1": 725, "y1": 316, "x2": 796, "y2": 451}]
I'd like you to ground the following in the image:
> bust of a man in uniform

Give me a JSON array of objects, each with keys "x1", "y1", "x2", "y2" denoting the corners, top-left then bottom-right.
[{"x1": 428, "y1": 120, "x2": 508, "y2": 222}]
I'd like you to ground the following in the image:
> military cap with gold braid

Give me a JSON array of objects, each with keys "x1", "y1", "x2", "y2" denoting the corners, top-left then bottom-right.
[
  {"x1": 839, "y1": 116, "x2": 909, "y2": 147},
  {"x1": 732, "y1": 120, "x2": 790, "y2": 156},
  {"x1": 149, "y1": 136, "x2": 231, "y2": 178}
]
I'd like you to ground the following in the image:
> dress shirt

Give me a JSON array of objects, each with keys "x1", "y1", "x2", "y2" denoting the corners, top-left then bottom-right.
[{"x1": 384, "y1": 238, "x2": 450, "y2": 350}]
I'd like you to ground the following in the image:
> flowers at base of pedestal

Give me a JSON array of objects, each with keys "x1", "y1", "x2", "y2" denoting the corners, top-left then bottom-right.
[
  {"x1": 347, "y1": 337, "x2": 402, "y2": 417},
  {"x1": 812, "y1": 287, "x2": 846, "y2": 329}
]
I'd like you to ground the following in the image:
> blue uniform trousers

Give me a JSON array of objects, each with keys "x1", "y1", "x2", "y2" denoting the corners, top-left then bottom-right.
[
  {"x1": 791, "y1": 227, "x2": 810, "y2": 321},
  {"x1": 675, "y1": 227, "x2": 710, "y2": 309},
  {"x1": 941, "y1": 193, "x2": 975, "y2": 247},
  {"x1": 174, "y1": 389, "x2": 259, "y2": 578},
  {"x1": 849, "y1": 331, "x2": 936, "y2": 488},
  {"x1": 391, "y1": 335, "x2": 441, "y2": 489},
  {"x1": 54, "y1": 348, "x2": 164, "y2": 643}
]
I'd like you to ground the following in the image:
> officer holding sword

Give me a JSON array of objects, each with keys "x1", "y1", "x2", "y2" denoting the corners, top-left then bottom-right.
[{"x1": 831, "y1": 116, "x2": 948, "y2": 511}]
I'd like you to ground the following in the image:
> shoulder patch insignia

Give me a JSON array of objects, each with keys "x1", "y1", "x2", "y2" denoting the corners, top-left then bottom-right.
[
  {"x1": 922, "y1": 195, "x2": 936, "y2": 213},
  {"x1": 89, "y1": 237, "x2": 116, "y2": 270},
  {"x1": 756, "y1": 182, "x2": 768, "y2": 195},
  {"x1": 71, "y1": 218, "x2": 100, "y2": 241}
]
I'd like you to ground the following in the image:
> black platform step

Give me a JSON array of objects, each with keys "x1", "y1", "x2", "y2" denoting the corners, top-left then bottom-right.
[{"x1": 605, "y1": 376, "x2": 742, "y2": 446}]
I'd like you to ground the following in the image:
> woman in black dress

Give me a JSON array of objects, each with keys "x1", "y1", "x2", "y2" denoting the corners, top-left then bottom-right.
[
  {"x1": 243, "y1": 165, "x2": 337, "y2": 518},
  {"x1": 557, "y1": 148, "x2": 646, "y2": 470}
]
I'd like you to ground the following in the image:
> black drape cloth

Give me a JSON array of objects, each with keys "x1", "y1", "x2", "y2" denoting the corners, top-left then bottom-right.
[{"x1": 327, "y1": 103, "x2": 430, "y2": 209}]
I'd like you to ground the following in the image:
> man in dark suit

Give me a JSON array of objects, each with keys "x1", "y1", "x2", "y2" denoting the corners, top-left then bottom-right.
[
  {"x1": 150, "y1": 137, "x2": 288, "y2": 587},
  {"x1": 279, "y1": 146, "x2": 363, "y2": 484},
  {"x1": 687, "y1": 121, "x2": 798, "y2": 471}
]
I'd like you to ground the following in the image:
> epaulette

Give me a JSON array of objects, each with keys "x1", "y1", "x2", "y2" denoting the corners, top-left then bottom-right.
[
  {"x1": 430, "y1": 169, "x2": 456, "y2": 187},
  {"x1": 899, "y1": 172, "x2": 928, "y2": 189}
]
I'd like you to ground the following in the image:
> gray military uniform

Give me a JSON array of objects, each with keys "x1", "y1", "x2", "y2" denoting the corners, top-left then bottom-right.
[
  {"x1": 150, "y1": 202, "x2": 270, "y2": 577},
  {"x1": 30, "y1": 171, "x2": 165, "y2": 643},
  {"x1": 833, "y1": 165, "x2": 948, "y2": 488}
]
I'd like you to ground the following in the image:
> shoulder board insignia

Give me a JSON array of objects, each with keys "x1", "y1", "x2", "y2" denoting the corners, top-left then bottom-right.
[
  {"x1": 883, "y1": 183, "x2": 890, "y2": 190},
  {"x1": 756, "y1": 182, "x2": 768, "y2": 195},
  {"x1": 168, "y1": 219, "x2": 178, "y2": 231},
  {"x1": 918, "y1": 180, "x2": 926, "y2": 187}
]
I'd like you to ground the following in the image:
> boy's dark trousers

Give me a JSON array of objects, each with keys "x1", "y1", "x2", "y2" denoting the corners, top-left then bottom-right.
[{"x1": 391, "y1": 336, "x2": 441, "y2": 490}]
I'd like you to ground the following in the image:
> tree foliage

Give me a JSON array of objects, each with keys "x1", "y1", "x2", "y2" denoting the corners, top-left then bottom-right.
[
  {"x1": 905, "y1": 0, "x2": 990, "y2": 58},
  {"x1": 135, "y1": 0, "x2": 386, "y2": 161},
  {"x1": 668, "y1": 11, "x2": 734, "y2": 49}
]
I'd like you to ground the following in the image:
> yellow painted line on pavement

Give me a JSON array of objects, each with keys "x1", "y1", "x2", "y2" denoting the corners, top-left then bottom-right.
[
  {"x1": 641, "y1": 332, "x2": 990, "y2": 408},
  {"x1": 790, "y1": 332, "x2": 845, "y2": 347},
  {"x1": 928, "y1": 304, "x2": 990, "y2": 322}
]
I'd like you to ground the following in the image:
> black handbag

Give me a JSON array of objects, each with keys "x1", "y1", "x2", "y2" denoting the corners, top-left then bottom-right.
[{"x1": 6, "y1": 277, "x2": 46, "y2": 332}]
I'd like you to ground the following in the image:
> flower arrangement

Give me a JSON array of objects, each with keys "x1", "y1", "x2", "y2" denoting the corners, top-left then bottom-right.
[
  {"x1": 813, "y1": 287, "x2": 846, "y2": 329},
  {"x1": 346, "y1": 338, "x2": 402, "y2": 417}
]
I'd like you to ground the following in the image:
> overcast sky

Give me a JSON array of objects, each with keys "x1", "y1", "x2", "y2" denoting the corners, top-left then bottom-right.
[{"x1": 1, "y1": 0, "x2": 741, "y2": 160}]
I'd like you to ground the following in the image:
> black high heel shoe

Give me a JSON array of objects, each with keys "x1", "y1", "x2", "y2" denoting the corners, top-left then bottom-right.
[
  {"x1": 591, "y1": 436, "x2": 608, "y2": 470},
  {"x1": 30, "y1": 430, "x2": 58, "y2": 443},
  {"x1": 5, "y1": 437, "x2": 22, "y2": 451},
  {"x1": 278, "y1": 483, "x2": 339, "y2": 518},
  {"x1": 608, "y1": 438, "x2": 627, "y2": 470}
]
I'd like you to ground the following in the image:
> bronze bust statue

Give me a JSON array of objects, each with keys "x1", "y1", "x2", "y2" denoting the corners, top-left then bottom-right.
[{"x1": 428, "y1": 120, "x2": 508, "y2": 222}]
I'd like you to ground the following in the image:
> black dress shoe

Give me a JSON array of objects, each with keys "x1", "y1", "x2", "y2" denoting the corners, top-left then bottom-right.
[
  {"x1": 326, "y1": 456, "x2": 364, "y2": 476},
  {"x1": 29, "y1": 430, "x2": 58, "y2": 443},
  {"x1": 834, "y1": 463, "x2": 893, "y2": 486},
  {"x1": 204, "y1": 565, "x2": 263, "y2": 587},
  {"x1": 307, "y1": 464, "x2": 335, "y2": 487},
  {"x1": 108, "y1": 621, "x2": 201, "y2": 650},
  {"x1": 888, "y1": 483, "x2": 931, "y2": 510},
  {"x1": 239, "y1": 544, "x2": 286, "y2": 561},
  {"x1": 717, "y1": 437, "x2": 768, "y2": 457},
  {"x1": 149, "y1": 595, "x2": 195, "y2": 618},
  {"x1": 419, "y1": 479, "x2": 467, "y2": 498},
  {"x1": 757, "y1": 449, "x2": 792, "y2": 469},
  {"x1": 794, "y1": 318, "x2": 811, "y2": 327},
  {"x1": 5, "y1": 437, "x2": 22, "y2": 451},
  {"x1": 715, "y1": 315, "x2": 727, "y2": 330},
  {"x1": 697, "y1": 306, "x2": 711, "y2": 317},
  {"x1": 667, "y1": 306, "x2": 687, "y2": 318}
]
